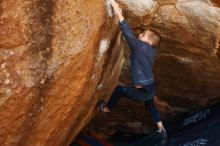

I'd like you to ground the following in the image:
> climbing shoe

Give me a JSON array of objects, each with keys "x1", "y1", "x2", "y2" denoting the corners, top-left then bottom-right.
[
  {"x1": 96, "y1": 100, "x2": 107, "y2": 112},
  {"x1": 157, "y1": 129, "x2": 168, "y2": 146}
]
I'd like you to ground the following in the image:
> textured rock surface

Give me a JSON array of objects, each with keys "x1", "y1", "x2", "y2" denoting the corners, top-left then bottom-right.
[
  {"x1": 0, "y1": 0, "x2": 124, "y2": 145},
  {"x1": 1, "y1": 0, "x2": 220, "y2": 145}
]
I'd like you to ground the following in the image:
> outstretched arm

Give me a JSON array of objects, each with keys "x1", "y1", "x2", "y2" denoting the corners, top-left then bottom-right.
[{"x1": 109, "y1": 0, "x2": 137, "y2": 49}]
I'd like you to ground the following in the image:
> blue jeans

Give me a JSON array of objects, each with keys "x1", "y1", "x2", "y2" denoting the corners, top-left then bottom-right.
[{"x1": 107, "y1": 83, "x2": 161, "y2": 123}]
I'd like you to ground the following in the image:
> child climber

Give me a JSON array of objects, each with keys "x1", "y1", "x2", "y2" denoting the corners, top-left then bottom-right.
[{"x1": 97, "y1": 0, "x2": 167, "y2": 141}]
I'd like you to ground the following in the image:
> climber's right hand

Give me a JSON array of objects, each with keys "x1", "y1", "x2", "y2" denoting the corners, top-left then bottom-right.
[
  {"x1": 109, "y1": 0, "x2": 122, "y2": 16},
  {"x1": 109, "y1": 0, "x2": 124, "y2": 22}
]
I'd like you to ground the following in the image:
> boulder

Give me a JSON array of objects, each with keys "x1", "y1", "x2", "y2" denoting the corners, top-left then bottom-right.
[
  {"x1": 0, "y1": 0, "x2": 123, "y2": 145},
  {"x1": 1, "y1": 0, "x2": 220, "y2": 145}
]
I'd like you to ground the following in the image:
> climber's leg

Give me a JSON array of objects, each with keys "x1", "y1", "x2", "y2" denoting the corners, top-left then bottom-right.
[
  {"x1": 97, "y1": 85, "x2": 134, "y2": 112},
  {"x1": 106, "y1": 85, "x2": 135, "y2": 109},
  {"x1": 144, "y1": 97, "x2": 161, "y2": 124},
  {"x1": 97, "y1": 85, "x2": 149, "y2": 112},
  {"x1": 144, "y1": 97, "x2": 167, "y2": 142}
]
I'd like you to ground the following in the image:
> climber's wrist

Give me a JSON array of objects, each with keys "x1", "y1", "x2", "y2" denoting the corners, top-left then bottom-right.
[
  {"x1": 113, "y1": 7, "x2": 123, "y2": 22},
  {"x1": 118, "y1": 13, "x2": 124, "y2": 22}
]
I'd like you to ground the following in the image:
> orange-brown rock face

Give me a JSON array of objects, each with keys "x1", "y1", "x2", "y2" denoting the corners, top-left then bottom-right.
[
  {"x1": 0, "y1": 0, "x2": 124, "y2": 145},
  {"x1": 1, "y1": 0, "x2": 220, "y2": 145}
]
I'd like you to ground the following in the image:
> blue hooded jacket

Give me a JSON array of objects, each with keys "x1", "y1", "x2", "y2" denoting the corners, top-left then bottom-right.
[{"x1": 119, "y1": 19, "x2": 156, "y2": 86}]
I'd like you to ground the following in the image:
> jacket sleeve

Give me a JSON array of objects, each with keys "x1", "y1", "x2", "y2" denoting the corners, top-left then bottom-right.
[{"x1": 119, "y1": 19, "x2": 138, "y2": 50}]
